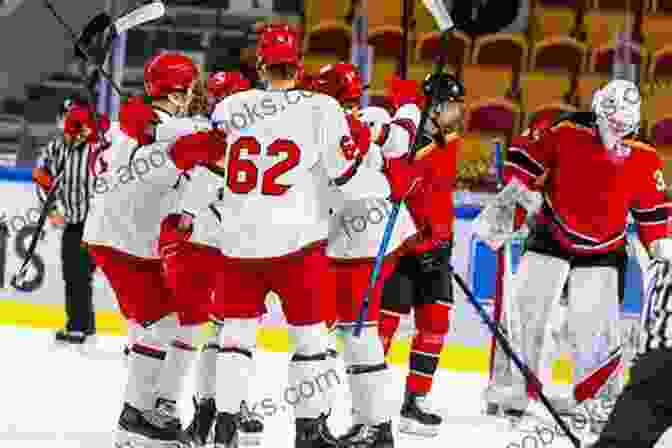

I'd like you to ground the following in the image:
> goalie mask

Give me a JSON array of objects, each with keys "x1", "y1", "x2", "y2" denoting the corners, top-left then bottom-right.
[{"x1": 592, "y1": 79, "x2": 640, "y2": 154}]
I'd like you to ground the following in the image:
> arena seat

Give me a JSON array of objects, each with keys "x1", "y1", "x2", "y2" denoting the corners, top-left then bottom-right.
[
  {"x1": 520, "y1": 71, "x2": 574, "y2": 115},
  {"x1": 584, "y1": 11, "x2": 628, "y2": 48},
  {"x1": 590, "y1": 43, "x2": 648, "y2": 80},
  {"x1": 576, "y1": 73, "x2": 610, "y2": 108},
  {"x1": 303, "y1": 0, "x2": 349, "y2": 28},
  {"x1": 369, "y1": 26, "x2": 403, "y2": 59},
  {"x1": 649, "y1": 45, "x2": 672, "y2": 78},
  {"x1": 530, "y1": 36, "x2": 588, "y2": 73},
  {"x1": 306, "y1": 21, "x2": 351, "y2": 59},
  {"x1": 651, "y1": 117, "x2": 672, "y2": 145},
  {"x1": 535, "y1": 7, "x2": 577, "y2": 38},
  {"x1": 462, "y1": 65, "x2": 515, "y2": 105},
  {"x1": 466, "y1": 97, "x2": 521, "y2": 140},
  {"x1": 651, "y1": 0, "x2": 672, "y2": 13},
  {"x1": 472, "y1": 33, "x2": 529, "y2": 72},
  {"x1": 593, "y1": 0, "x2": 646, "y2": 10},
  {"x1": 369, "y1": 57, "x2": 399, "y2": 97},
  {"x1": 416, "y1": 31, "x2": 471, "y2": 76},
  {"x1": 642, "y1": 14, "x2": 672, "y2": 53}
]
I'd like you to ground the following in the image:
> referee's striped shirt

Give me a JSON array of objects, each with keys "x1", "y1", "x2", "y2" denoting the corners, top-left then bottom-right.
[{"x1": 35, "y1": 135, "x2": 91, "y2": 224}]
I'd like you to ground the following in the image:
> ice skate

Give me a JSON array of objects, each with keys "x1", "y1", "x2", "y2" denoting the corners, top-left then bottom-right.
[
  {"x1": 294, "y1": 412, "x2": 339, "y2": 448},
  {"x1": 398, "y1": 393, "x2": 441, "y2": 437},
  {"x1": 185, "y1": 396, "x2": 216, "y2": 446},
  {"x1": 115, "y1": 402, "x2": 189, "y2": 448},
  {"x1": 213, "y1": 401, "x2": 263, "y2": 447},
  {"x1": 339, "y1": 421, "x2": 394, "y2": 448}
]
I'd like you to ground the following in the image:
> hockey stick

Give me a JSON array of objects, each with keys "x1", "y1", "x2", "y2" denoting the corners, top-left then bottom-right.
[
  {"x1": 449, "y1": 267, "x2": 582, "y2": 448},
  {"x1": 42, "y1": 0, "x2": 166, "y2": 96}
]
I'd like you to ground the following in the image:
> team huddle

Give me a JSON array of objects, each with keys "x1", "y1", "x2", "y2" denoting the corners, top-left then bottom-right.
[{"x1": 47, "y1": 22, "x2": 672, "y2": 448}]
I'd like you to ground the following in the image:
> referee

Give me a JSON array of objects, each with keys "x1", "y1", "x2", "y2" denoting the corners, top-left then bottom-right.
[{"x1": 33, "y1": 96, "x2": 96, "y2": 344}]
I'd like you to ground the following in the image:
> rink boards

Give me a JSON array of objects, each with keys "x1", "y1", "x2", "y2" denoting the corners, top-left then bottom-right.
[{"x1": 0, "y1": 168, "x2": 645, "y2": 381}]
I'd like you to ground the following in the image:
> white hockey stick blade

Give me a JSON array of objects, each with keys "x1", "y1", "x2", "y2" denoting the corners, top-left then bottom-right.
[
  {"x1": 421, "y1": 0, "x2": 454, "y2": 32},
  {"x1": 113, "y1": 1, "x2": 166, "y2": 34}
]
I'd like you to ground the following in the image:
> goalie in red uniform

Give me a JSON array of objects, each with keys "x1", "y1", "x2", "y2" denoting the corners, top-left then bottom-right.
[{"x1": 476, "y1": 79, "x2": 672, "y2": 434}]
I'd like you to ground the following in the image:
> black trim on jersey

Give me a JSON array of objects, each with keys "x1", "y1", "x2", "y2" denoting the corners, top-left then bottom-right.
[
  {"x1": 209, "y1": 204, "x2": 222, "y2": 223},
  {"x1": 507, "y1": 150, "x2": 545, "y2": 177},
  {"x1": 632, "y1": 206, "x2": 669, "y2": 224},
  {"x1": 331, "y1": 156, "x2": 363, "y2": 187},
  {"x1": 205, "y1": 164, "x2": 227, "y2": 178},
  {"x1": 541, "y1": 201, "x2": 625, "y2": 250}
]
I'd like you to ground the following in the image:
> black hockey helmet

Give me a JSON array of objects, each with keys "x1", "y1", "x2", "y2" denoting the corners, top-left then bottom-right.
[{"x1": 422, "y1": 73, "x2": 465, "y2": 103}]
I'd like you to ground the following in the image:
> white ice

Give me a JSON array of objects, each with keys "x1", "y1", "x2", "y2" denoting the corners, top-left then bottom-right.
[{"x1": 1, "y1": 325, "x2": 669, "y2": 448}]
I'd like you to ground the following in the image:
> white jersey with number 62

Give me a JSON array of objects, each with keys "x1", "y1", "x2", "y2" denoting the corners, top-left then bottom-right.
[{"x1": 180, "y1": 88, "x2": 363, "y2": 258}]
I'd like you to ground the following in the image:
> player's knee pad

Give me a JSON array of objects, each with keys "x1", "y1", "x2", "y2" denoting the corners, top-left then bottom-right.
[
  {"x1": 216, "y1": 318, "x2": 258, "y2": 351},
  {"x1": 289, "y1": 323, "x2": 327, "y2": 357},
  {"x1": 341, "y1": 325, "x2": 386, "y2": 368},
  {"x1": 414, "y1": 302, "x2": 451, "y2": 335}
]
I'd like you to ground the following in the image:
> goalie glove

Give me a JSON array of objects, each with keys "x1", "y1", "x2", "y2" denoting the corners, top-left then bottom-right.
[{"x1": 472, "y1": 178, "x2": 540, "y2": 249}]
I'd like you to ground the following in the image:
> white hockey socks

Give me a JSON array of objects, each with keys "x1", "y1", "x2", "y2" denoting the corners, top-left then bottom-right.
[
  {"x1": 342, "y1": 326, "x2": 393, "y2": 425},
  {"x1": 288, "y1": 324, "x2": 331, "y2": 419},
  {"x1": 155, "y1": 324, "x2": 201, "y2": 403},
  {"x1": 195, "y1": 327, "x2": 220, "y2": 400},
  {"x1": 215, "y1": 319, "x2": 258, "y2": 414},
  {"x1": 125, "y1": 337, "x2": 168, "y2": 410}
]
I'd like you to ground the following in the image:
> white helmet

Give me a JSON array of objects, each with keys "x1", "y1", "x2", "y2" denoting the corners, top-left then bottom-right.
[{"x1": 592, "y1": 79, "x2": 640, "y2": 152}]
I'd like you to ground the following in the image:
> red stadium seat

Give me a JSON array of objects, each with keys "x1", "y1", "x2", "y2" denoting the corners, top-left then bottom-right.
[
  {"x1": 590, "y1": 43, "x2": 648, "y2": 79},
  {"x1": 530, "y1": 36, "x2": 588, "y2": 73},
  {"x1": 466, "y1": 97, "x2": 521, "y2": 140},
  {"x1": 416, "y1": 30, "x2": 472, "y2": 73},
  {"x1": 649, "y1": 45, "x2": 672, "y2": 79}
]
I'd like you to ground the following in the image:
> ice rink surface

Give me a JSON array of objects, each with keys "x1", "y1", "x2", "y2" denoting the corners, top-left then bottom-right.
[{"x1": 1, "y1": 325, "x2": 670, "y2": 448}]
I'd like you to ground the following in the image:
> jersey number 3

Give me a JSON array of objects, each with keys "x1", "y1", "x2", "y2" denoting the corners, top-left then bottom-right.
[
  {"x1": 654, "y1": 169, "x2": 666, "y2": 192},
  {"x1": 226, "y1": 136, "x2": 300, "y2": 196}
]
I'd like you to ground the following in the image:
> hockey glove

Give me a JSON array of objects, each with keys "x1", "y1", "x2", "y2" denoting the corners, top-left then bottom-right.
[
  {"x1": 416, "y1": 240, "x2": 452, "y2": 273},
  {"x1": 168, "y1": 128, "x2": 228, "y2": 171},
  {"x1": 63, "y1": 105, "x2": 110, "y2": 144},
  {"x1": 344, "y1": 113, "x2": 371, "y2": 160},
  {"x1": 32, "y1": 167, "x2": 53, "y2": 191},
  {"x1": 119, "y1": 96, "x2": 159, "y2": 145},
  {"x1": 382, "y1": 155, "x2": 425, "y2": 203}
]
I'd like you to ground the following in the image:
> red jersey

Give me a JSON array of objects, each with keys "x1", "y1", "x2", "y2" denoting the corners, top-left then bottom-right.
[
  {"x1": 406, "y1": 134, "x2": 459, "y2": 253},
  {"x1": 504, "y1": 123, "x2": 670, "y2": 255}
]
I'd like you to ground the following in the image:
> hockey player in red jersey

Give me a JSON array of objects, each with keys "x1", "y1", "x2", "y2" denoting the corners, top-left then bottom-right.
[
  {"x1": 317, "y1": 62, "x2": 420, "y2": 447},
  {"x1": 376, "y1": 73, "x2": 465, "y2": 437},
  {"x1": 476, "y1": 79, "x2": 671, "y2": 432},
  {"x1": 83, "y1": 52, "x2": 226, "y2": 447},
  {"x1": 206, "y1": 70, "x2": 251, "y2": 113}
]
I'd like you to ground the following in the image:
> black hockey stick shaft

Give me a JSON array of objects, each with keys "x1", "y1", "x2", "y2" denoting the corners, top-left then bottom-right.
[
  {"x1": 450, "y1": 266, "x2": 582, "y2": 448},
  {"x1": 41, "y1": 0, "x2": 124, "y2": 96}
]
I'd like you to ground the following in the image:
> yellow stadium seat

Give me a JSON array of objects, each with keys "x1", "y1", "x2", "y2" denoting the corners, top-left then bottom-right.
[
  {"x1": 369, "y1": 26, "x2": 403, "y2": 59},
  {"x1": 576, "y1": 73, "x2": 609, "y2": 109},
  {"x1": 536, "y1": 7, "x2": 577, "y2": 38},
  {"x1": 462, "y1": 64, "x2": 514, "y2": 106},
  {"x1": 583, "y1": 11, "x2": 628, "y2": 48},
  {"x1": 366, "y1": 0, "x2": 403, "y2": 32},
  {"x1": 303, "y1": 0, "x2": 350, "y2": 28},
  {"x1": 472, "y1": 33, "x2": 529, "y2": 72},
  {"x1": 589, "y1": 43, "x2": 648, "y2": 80},
  {"x1": 520, "y1": 71, "x2": 574, "y2": 115},
  {"x1": 649, "y1": 44, "x2": 672, "y2": 79},
  {"x1": 369, "y1": 56, "x2": 399, "y2": 97},
  {"x1": 642, "y1": 14, "x2": 672, "y2": 53}
]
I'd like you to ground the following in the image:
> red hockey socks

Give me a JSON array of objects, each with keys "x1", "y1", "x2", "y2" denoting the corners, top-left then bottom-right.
[
  {"x1": 378, "y1": 310, "x2": 401, "y2": 355},
  {"x1": 406, "y1": 303, "x2": 451, "y2": 395}
]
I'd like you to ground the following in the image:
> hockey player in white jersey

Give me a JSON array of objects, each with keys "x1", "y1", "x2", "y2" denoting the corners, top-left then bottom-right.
[
  {"x1": 315, "y1": 63, "x2": 420, "y2": 447},
  {"x1": 83, "y1": 52, "x2": 224, "y2": 447},
  {"x1": 183, "y1": 70, "x2": 253, "y2": 447},
  {"x1": 175, "y1": 24, "x2": 373, "y2": 448}
]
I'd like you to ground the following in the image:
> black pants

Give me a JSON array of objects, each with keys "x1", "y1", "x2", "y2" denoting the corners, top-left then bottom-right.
[
  {"x1": 593, "y1": 348, "x2": 672, "y2": 448},
  {"x1": 61, "y1": 222, "x2": 94, "y2": 333}
]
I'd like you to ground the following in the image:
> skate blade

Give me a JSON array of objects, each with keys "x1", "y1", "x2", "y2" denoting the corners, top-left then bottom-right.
[
  {"x1": 115, "y1": 430, "x2": 189, "y2": 448},
  {"x1": 398, "y1": 417, "x2": 440, "y2": 438}
]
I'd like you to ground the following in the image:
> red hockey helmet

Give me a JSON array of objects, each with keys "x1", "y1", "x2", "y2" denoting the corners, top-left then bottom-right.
[
  {"x1": 144, "y1": 52, "x2": 199, "y2": 98},
  {"x1": 256, "y1": 24, "x2": 301, "y2": 66},
  {"x1": 316, "y1": 63, "x2": 363, "y2": 105},
  {"x1": 385, "y1": 77, "x2": 426, "y2": 113},
  {"x1": 207, "y1": 71, "x2": 251, "y2": 100}
]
